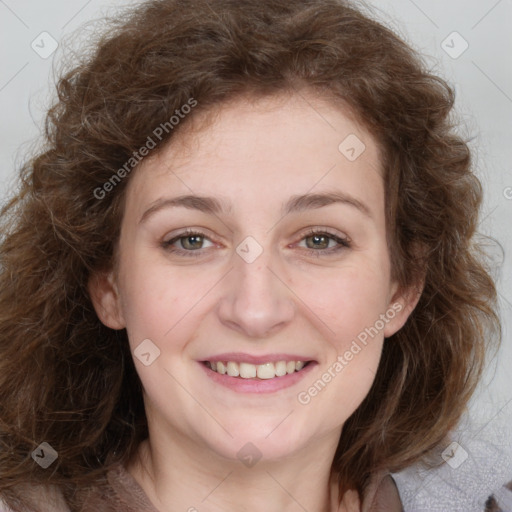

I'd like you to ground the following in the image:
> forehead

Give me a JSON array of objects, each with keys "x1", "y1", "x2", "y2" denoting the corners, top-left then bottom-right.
[{"x1": 125, "y1": 91, "x2": 384, "y2": 218}]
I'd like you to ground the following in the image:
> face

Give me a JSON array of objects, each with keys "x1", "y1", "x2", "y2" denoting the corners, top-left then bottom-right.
[{"x1": 91, "y1": 91, "x2": 416, "y2": 464}]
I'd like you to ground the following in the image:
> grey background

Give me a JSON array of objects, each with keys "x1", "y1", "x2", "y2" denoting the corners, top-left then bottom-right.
[{"x1": 1, "y1": 0, "x2": 511, "y2": 510}]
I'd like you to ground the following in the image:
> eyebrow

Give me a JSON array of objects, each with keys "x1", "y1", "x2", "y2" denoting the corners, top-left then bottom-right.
[{"x1": 139, "y1": 191, "x2": 372, "y2": 224}]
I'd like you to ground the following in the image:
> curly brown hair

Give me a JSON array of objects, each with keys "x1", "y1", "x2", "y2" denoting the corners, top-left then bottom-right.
[{"x1": 0, "y1": 0, "x2": 501, "y2": 509}]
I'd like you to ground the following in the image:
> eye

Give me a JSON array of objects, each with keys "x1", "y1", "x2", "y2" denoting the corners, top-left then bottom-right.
[
  {"x1": 296, "y1": 228, "x2": 351, "y2": 256},
  {"x1": 161, "y1": 229, "x2": 215, "y2": 256},
  {"x1": 160, "y1": 227, "x2": 351, "y2": 258}
]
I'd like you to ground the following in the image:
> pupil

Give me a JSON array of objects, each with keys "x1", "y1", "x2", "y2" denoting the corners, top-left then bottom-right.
[
  {"x1": 183, "y1": 235, "x2": 202, "y2": 250},
  {"x1": 307, "y1": 235, "x2": 328, "y2": 249}
]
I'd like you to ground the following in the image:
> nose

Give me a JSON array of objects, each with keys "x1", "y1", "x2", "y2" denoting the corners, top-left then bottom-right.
[{"x1": 216, "y1": 248, "x2": 296, "y2": 339}]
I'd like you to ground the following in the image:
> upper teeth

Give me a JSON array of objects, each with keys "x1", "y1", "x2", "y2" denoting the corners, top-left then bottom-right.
[{"x1": 208, "y1": 360, "x2": 306, "y2": 379}]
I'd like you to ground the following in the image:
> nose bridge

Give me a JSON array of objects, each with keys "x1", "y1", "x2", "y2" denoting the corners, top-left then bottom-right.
[{"x1": 216, "y1": 238, "x2": 295, "y2": 338}]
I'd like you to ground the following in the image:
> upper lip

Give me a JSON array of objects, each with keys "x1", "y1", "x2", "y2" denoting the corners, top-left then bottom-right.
[{"x1": 200, "y1": 353, "x2": 316, "y2": 365}]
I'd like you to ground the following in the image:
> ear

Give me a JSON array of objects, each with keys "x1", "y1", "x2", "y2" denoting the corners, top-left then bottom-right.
[
  {"x1": 88, "y1": 270, "x2": 126, "y2": 330},
  {"x1": 383, "y1": 278, "x2": 424, "y2": 338}
]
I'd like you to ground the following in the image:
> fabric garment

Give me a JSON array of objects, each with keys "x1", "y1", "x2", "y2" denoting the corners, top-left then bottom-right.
[
  {"x1": 0, "y1": 463, "x2": 403, "y2": 512},
  {"x1": 484, "y1": 480, "x2": 512, "y2": 512},
  {"x1": 393, "y1": 412, "x2": 512, "y2": 511}
]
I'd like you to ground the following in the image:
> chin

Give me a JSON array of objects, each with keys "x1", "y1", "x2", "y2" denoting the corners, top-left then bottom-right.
[{"x1": 203, "y1": 422, "x2": 312, "y2": 464}]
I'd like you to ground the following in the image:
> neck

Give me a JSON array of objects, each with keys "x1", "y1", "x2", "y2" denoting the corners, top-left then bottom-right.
[{"x1": 126, "y1": 429, "x2": 357, "y2": 512}]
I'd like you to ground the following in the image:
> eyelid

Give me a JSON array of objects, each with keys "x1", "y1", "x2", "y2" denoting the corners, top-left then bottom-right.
[
  {"x1": 300, "y1": 226, "x2": 351, "y2": 243},
  {"x1": 293, "y1": 227, "x2": 351, "y2": 255},
  {"x1": 161, "y1": 226, "x2": 351, "y2": 257},
  {"x1": 162, "y1": 227, "x2": 218, "y2": 243}
]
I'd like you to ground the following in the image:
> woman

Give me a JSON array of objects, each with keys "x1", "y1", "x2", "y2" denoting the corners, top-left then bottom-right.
[{"x1": 0, "y1": 0, "x2": 500, "y2": 510}]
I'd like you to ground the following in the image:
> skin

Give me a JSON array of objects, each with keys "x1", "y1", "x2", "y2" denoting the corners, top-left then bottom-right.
[{"x1": 90, "y1": 90, "x2": 421, "y2": 512}]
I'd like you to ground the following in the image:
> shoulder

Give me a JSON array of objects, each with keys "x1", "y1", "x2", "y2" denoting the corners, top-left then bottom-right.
[
  {"x1": 362, "y1": 471, "x2": 403, "y2": 512},
  {"x1": 484, "y1": 479, "x2": 512, "y2": 511},
  {"x1": 0, "y1": 484, "x2": 70, "y2": 512},
  {"x1": 80, "y1": 463, "x2": 159, "y2": 512},
  {"x1": 106, "y1": 464, "x2": 160, "y2": 511}
]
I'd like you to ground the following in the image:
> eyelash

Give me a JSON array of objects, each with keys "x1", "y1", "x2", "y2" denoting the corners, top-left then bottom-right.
[{"x1": 161, "y1": 228, "x2": 351, "y2": 258}]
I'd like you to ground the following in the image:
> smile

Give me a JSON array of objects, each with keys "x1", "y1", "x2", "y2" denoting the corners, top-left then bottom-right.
[{"x1": 204, "y1": 360, "x2": 310, "y2": 379}]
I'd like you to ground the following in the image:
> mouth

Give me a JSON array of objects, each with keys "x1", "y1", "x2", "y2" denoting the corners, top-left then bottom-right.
[{"x1": 202, "y1": 360, "x2": 313, "y2": 380}]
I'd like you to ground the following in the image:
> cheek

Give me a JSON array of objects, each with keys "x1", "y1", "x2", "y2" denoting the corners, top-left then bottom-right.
[
  {"x1": 296, "y1": 267, "x2": 389, "y2": 423},
  {"x1": 310, "y1": 263, "x2": 391, "y2": 415},
  {"x1": 296, "y1": 262, "x2": 391, "y2": 346},
  {"x1": 118, "y1": 255, "x2": 218, "y2": 347}
]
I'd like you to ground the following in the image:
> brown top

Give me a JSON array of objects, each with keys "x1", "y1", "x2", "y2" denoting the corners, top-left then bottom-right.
[
  {"x1": 82, "y1": 464, "x2": 404, "y2": 512},
  {"x1": 1, "y1": 464, "x2": 403, "y2": 512},
  {"x1": 100, "y1": 468, "x2": 512, "y2": 512}
]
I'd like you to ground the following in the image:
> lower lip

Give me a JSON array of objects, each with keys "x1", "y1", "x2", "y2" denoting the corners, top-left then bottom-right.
[{"x1": 198, "y1": 361, "x2": 317, "y2": 393}]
